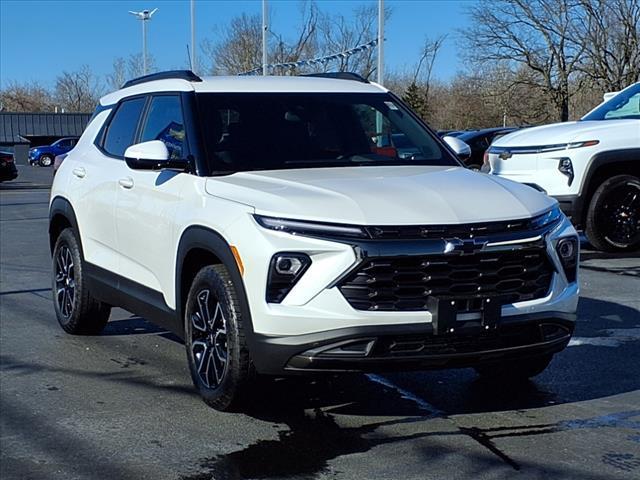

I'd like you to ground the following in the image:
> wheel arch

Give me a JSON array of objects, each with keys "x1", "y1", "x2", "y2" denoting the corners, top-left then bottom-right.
[
  {"x1": 49, "y1": 196, "x2": 82, "y2": 258},
  {"x1": 577, "y1": 148, "x2": 640, "y2": 225},
  {"x1": 176, "y1": 226, "x2": 255, "y2": 337}
]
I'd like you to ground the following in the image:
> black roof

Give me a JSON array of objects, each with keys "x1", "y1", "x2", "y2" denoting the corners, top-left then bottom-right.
[{"x1": 0, "y1": 112, "x2": 91, "y2": 144}]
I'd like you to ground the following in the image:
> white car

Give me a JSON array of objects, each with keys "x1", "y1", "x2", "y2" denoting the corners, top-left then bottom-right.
[
  {"x1": 49, "y1": 71, "x2": 579, "y2": 410},
  {"x1": 485, "y1": 82, "x2": 640, "y2": 252}
]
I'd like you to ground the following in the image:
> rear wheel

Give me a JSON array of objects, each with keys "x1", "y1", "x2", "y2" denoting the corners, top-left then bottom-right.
[
  {"x1": 39, "y1": 154, "x2": 53, "y2": 167},
  {"x1": 184, "y1": 264, "x2": 254, "y2": 411},
  {"x1": 474, "y1": 354, "x2": 553, "y2": 381},
  {"x1": 52, "y1": 228, "x2": 111, "y2": 334},
  {"x1": 585, "y1": 174, "x2": 640, "y2": 252}
]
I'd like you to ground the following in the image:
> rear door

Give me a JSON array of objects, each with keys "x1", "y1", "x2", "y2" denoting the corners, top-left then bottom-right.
[{"x1": 66, "y1": 96, "x2": 146, "y2": 274}]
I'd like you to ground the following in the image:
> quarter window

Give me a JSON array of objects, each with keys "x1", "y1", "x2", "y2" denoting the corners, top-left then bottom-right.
[
  {"x1": 140, "y1": 96, "x2": 186, "y2": 159},
  {"x1": 102, "y1": 97, "x2": 146, "y2": 157}
]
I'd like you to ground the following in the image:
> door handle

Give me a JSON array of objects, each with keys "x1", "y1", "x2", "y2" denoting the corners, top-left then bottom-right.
[
  {"x1": 72, "y1": 167, "x2": 86, "y2": 178},
  {"x1": 118, "y1": 177, "x2": 134, "y2": 189}
]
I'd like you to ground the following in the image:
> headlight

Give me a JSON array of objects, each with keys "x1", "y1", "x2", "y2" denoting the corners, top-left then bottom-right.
[
  {"x1": 254, "y1": 215, "x2": 368, "y2": 239},
  {"x1": 529, "y1": 206, "x2": 564, "y2": 230}
]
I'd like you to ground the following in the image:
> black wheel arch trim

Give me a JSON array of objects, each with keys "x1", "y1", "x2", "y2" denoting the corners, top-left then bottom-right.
[
  {"x1": 175, "y1": 225, "x2": 257, "y2": 344},
  {"x1": 49, "y1": 196, "x2": 83, "y2": 258}
]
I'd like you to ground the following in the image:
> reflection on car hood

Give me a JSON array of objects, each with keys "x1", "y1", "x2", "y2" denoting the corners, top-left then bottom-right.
[
  {"x1": 205, "y1": 166, "x2": 555, "y2": 225},
  {"x1": 493, "y1": 119, "x2": 639, "y2": 147}
]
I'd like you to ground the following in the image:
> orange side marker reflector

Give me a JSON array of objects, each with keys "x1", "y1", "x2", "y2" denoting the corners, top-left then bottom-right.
[{"x1": 230, "y1": 245, "x2": 244, "y2": 276}]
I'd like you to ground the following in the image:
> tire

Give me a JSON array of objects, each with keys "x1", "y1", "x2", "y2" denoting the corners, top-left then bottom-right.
[
  {"x1": 39, "y1": 155, "x2": 53, "y2": 167},
  {"x1": 184, "y1": 264, "x2": 254, "y2": 411},
  {"x1": 52, "y1": 228, "x2": 111, "y2": 334},
  {"x1": 474, "y1": 354, "x2": 553, "y2": 381},
  {"x1": 585, "y1": 174, "x2": 640, "y2": 252}
]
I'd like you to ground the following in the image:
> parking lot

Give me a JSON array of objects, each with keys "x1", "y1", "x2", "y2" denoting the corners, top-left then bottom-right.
[{"x1": 1, "y1": 163, "x2": 639, "y2": 480}]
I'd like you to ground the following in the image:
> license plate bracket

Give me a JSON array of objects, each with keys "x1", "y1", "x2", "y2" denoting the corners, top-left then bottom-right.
[{"x1": 428, "y1": 296, "x2": 504, "y2": 335}]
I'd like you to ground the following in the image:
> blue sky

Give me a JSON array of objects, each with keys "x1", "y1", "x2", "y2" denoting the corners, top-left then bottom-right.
[{"x1": 0, "y1": 0, "x2": 474, "y2": 89}]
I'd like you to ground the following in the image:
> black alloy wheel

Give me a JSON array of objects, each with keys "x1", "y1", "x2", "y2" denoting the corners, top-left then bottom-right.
[
  {"x1": 587, "y1": 175, "x2": 640, "y2": 252},
  {"x1": 184, "y1": 264, "x2": 254, "y2": 411},
  {"x1": 190, "y1": 288, "x2": 229, "y2": 389},
  {"x1": 54, "y1": 244, "x2": 76, "y2": 319},
  {"x1": 51, "y1": 228, "x2": 110, "y2": 334}
]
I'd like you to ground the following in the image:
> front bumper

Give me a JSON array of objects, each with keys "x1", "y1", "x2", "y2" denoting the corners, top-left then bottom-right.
[
  {"x1": 249, "y1": 311, "x2": 575, "y2": 374},
  {"x1": 554, "y1": 194, "x2": 585, "y2": 227}
]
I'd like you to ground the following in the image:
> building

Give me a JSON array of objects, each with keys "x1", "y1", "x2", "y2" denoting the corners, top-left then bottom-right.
[{"x1": 0, "y1": 112, "x2": 91, "y2": 164}]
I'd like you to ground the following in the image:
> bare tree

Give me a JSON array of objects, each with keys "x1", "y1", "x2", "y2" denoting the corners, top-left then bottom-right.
[
  {"x1": 576, "y1": 0, "x2": 640, "y2": 91},
  {"x1": 201, "y1": 1, "x2": 385, "y2": 77},
  {"x1": 127, "y1": 53, "x2": 157, "y2": 79},
  {"x1": 402, "y1": 35, "x2": 446, "y2": 120},
  {"x1": 54, "y1": 65, "x2": 104, "y2": 112},
  {"x1": 202, "y1": 13, "x2": 263, "y2": 75},
  {"x1": 316, "y1": 4, "x2": 383, "y2": 78},
  {"x1": 106, "y1": 57, "x2": 127, "y2": 91},
  {"x1": 0, "y1": 81, "x2": 54, "y2": 112},
  {"x1": 463, "y1": 0, "x2": 587, "y2": 122}
]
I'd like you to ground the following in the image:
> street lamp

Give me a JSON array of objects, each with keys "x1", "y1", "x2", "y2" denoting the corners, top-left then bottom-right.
[{"x1": 129, "y1": 8, "x2": 158, "y2": 75}]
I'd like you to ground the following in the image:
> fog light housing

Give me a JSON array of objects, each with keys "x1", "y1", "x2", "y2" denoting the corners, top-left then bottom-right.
[
  {"x1": 556, "y1": 237, "x2": 578, "y2": 283},
  {"x1": 266, "y1": 253, "x2": 311, "y2": 303},
  {"x1": 558, "y1": 158, "x2": 574, "y2": 185}
]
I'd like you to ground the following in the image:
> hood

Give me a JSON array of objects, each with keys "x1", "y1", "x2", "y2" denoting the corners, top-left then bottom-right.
[
  {"x1": 205, "y1": 166, "x2": 555, "y2": 225},
  {"x1": 494, "y1": 119, "x2": 637, "y2": 147}
]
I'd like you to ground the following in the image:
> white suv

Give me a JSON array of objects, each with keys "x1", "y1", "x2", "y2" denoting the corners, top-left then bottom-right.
[
  {"x1": 485, "y1": 82, "x2": 640, "y2": 252},
  {"x1": 49, "y1": 71, "x2": 579, "y2": 410}
]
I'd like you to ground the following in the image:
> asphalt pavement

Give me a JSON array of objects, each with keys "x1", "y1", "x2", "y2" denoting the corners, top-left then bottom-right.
[{"x1": 1, "y1": 162, "x2": 639, "y2": 480}]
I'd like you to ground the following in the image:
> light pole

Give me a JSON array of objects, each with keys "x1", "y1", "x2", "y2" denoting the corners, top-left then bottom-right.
[
  {"x1": 377, "y1": 0, "x2": 384, "y2": 86},
  {"x1": 129, "y1": 8, "x2": 158, "y2": 75},
  {"x1": 190, "y1": 0, "x2": 196, "y2": 73},
  {"x1": 262, "y1": 0, "x2": 268, "y2": 75}
]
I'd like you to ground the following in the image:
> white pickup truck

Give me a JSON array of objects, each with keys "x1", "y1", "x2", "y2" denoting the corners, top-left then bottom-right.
[{"x1": 485, "y1": 83, "x2": 640, "y2": 252}]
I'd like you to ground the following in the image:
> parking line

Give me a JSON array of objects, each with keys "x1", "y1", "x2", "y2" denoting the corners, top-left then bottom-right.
[{"x1": 365, "y1": 373, "x2": 443, "y2": 416}]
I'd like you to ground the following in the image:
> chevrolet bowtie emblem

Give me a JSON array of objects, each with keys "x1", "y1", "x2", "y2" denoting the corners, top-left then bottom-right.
[
  {"x1": 498, "y1": 150, "x2": 513, "y2": 160},
  {"x1": 444, "y1": 238, "x2": 488, "y2": 255}
]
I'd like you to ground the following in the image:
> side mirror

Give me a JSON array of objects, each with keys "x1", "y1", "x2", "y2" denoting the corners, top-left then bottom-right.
[
  {"x1": 443, "y1": 136, "x2": 472, "y2": 162},
  {"x1": 124, "y1": 140, "x2": 188, "y2": 171}
]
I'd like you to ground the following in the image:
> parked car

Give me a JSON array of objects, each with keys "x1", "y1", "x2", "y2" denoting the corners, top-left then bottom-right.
[
  {"x1": 0, "y1": 148, "x2": 18, "y2": 182},
  {"x1": 49, "y1": 70, "x2": 579, "y2": 411},
  {"x1": 52, "y1": 153, "x2": 68, "y2": 176},
  {"x1": 455, "y1": 127, "x2": 520, "y2": 169},
  {"x1": 437, "y1": 130, "x2": 463, "y2": 138},
  {"x1": 29, "y1": 137, "x2": 78, "y2": 167},
  {"x1": 485, "y1": 82, "x2": 640, "y2": 252}
]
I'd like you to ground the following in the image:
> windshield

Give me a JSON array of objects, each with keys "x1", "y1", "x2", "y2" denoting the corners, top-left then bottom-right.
[
  {"x1": 196, "y1": 93, "x2": 457, "y2": 174},
  {"x1": 582, "y1": 83, "x2": 640, "y2": 121}
]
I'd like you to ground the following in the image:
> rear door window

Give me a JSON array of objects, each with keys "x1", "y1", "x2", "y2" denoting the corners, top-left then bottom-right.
[{"x1": 102, "y1": 97, "x2": 146, "y2": 157}]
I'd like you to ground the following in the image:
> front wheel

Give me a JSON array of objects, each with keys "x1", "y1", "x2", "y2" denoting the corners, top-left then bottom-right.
[
  {"x1": 39, "y1": 154, "x2": 53, "y2": 167},
  {"x1": 585, "y1": 174, "x2": 640, "y2": 252},
  {"x1": 184, "y1": 264, "x2": 254, "y2": 411},
  {"x1": 52, "y1": 228, "x2": 111, "y2": 334},
  {"x1": 474, "y1": 354, "x2": 553, "y2": 381}
]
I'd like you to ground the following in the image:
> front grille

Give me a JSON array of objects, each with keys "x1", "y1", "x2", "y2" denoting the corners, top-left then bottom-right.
[{"x1": 338, "y1": 246, "x2": 554, "y2": 311}]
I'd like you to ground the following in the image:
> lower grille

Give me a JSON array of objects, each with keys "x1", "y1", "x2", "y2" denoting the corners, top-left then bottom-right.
[{"x1": 338, "y1": 246, "x2": 554, "y2": 311}]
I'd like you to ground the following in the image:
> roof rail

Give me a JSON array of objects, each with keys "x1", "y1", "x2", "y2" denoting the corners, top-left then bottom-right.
[
  {"x1": 121, "y1": 70, "x2": 202, "y2": 89},
  {"x1": 301, "y1": 72, "x2": 369, "y2": 83}
]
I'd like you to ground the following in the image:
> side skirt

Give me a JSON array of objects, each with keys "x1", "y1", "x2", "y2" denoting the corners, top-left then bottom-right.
[{"x1": 84, "y1": 263, "x2": 183, "y2": 339}]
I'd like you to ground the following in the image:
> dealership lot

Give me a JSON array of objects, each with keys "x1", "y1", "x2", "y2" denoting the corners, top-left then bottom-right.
[{"x1": 1, "y1": 164, "x2": 639, "y2": 480}]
